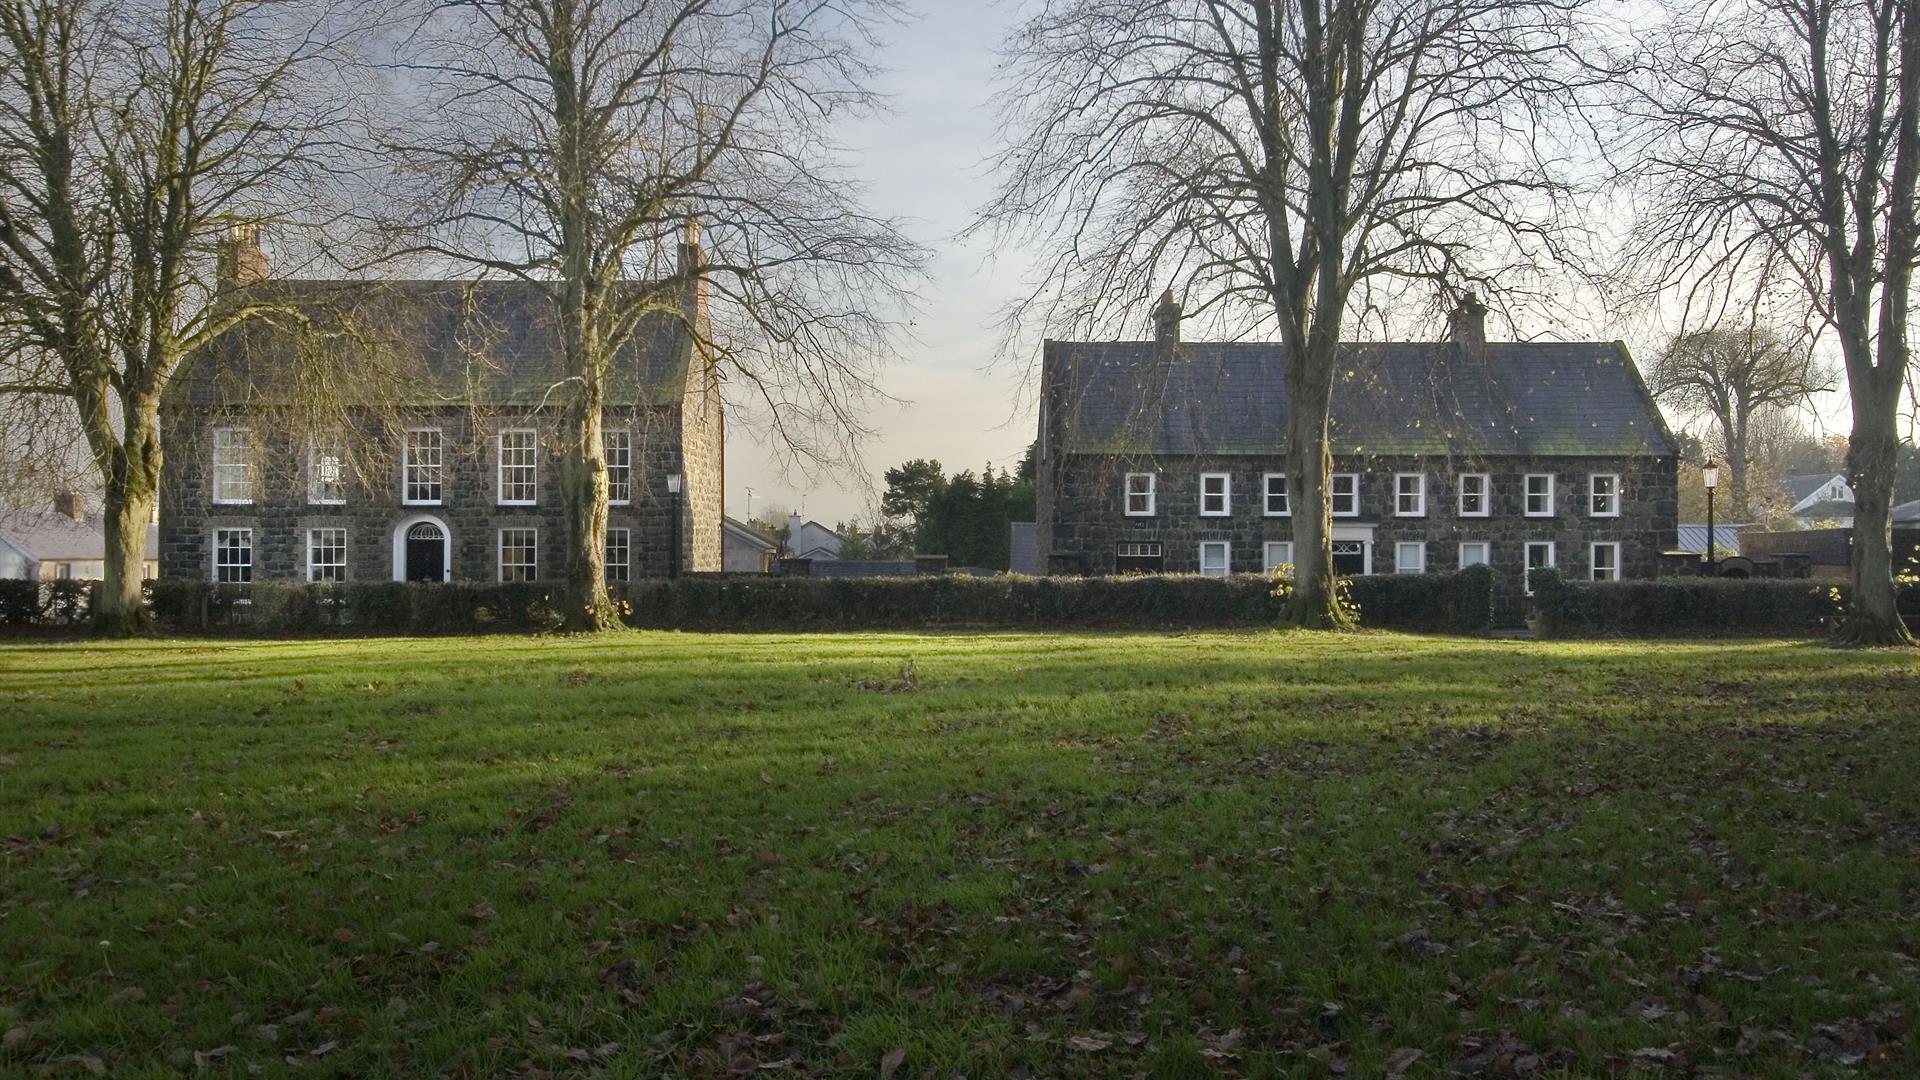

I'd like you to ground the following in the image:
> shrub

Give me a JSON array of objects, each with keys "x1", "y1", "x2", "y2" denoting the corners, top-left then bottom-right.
[
  {"x1": 0, "y1": 579, "x2": 45, "y2": 625},
  {"x1": 1530, "y1": 569, "x2": 1864, "y2": 638}
]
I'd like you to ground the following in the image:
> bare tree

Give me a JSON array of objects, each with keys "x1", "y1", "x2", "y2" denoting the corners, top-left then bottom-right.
[
  {"x1": 975, "y1": 0, "x2": 1590, "y2": 628},
  {"x1": 0, "y1": 0, "x2": 370, "y2": 633},
  {"x1": 1604, "y1": 0, "x2": 1919, "y2": 644},
  {"x1": 389, "y1": 0, "x2": 923, "y2": 631},
  {"x1": 1646, "y1": 323, "x2": 1832, "y2": 518}
]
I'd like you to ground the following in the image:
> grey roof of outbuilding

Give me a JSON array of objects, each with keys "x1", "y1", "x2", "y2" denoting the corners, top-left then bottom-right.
[
  {"x1": 190, "y1": 279, "x2": 694, "y2": 407},
  {"x1": 1009, "y1": 521, "x2": 1039, "y2": 575},
  {"x1": 1676, "y1": 523, "x2": 1750, "y2": 556},
  {"x1": 1894, "y1": 499, "x2": 1920, "y2": 524},
  {"x1": 1044, "y1": 339, "x2": 1677, "y2": 458},
  {"x1": 1787, "y1": 473, "x2": 1847, "y2": 504},
  {"x1": 0, "y1": 513, "x2": 158, "y2": 562}
]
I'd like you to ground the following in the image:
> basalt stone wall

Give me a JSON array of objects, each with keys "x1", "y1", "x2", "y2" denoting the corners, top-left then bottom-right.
[
  {"x1": 1041, "y1": 451, "x2": 1678, "y2": 619},
  {"x1": 160, "y1": 402, "x2": 713, "y2": 583}
]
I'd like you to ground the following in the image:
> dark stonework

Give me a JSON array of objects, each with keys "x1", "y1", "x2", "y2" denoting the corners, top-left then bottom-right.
[
  {"x1": 1038, "y1": 451, "x2": 1679, "y2": 618},
  {"x1": 160, "y1": 401, "x2": 719, "y2": 583}
]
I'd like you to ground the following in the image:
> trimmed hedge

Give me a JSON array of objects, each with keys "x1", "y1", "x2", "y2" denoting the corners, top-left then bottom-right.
[
  {"x1": 0, "y1": 579, "x2": 95, "y2": 626},
  {"x1": 143, "y1": 579, "x2": 565, "y2": 633},
  {"x1": 1528, "y1": 569, "x2": 1918, "y2": 638},
  {"x1": 7, "y1": 568, "x2": 1495, "y2": 635},
  {"x1": 620, "y1": 567, "x2": 1494, "y2": 633}
]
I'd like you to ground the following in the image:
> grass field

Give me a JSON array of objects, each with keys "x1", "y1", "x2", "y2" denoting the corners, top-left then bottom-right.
[{"x1": 2, "y1": 630, "x2": 1917, "y2": 1078}]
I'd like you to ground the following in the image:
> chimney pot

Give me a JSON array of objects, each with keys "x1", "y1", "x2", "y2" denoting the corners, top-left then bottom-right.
[
  {"x1": 217, "y1": 223, "x2": 269, "y2": 289},
  {"x1": 1152, "y1": 289, "x2": 1182, "y2": 343},
  {"x1": 1448, "y1": 290, "x2": 1487, "y2": 358}
]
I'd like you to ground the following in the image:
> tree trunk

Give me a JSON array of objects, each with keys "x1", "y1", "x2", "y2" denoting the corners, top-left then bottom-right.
[
  {"x1": 1280, "y1": 357, "x2": 1354, "y2": 630},
  {"x1": 560, "y1": 366, "x2": 616, "y2": 632},
  {"x1": 1727, "y1": 407, "x2": 1751, "y2": 521},
  {"x1": 1835, "y1": 394, "x2": 1914, "y2": 645},
  {"x1": 92, "y1": 401, "x2": 161, "y2": 636}
]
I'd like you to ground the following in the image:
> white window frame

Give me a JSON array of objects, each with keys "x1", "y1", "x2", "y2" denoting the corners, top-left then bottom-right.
[
  {"x1": 1262, "y1": 541, "x2": 1294, "y2": 573},
  {"x1": 1457, "y1": 473, "x2": 1490, "y2": 517},
  {"x1": 497, "y1": 428, "x2": 538, "y2": 506},
  {"x1": 1589, "y1": 473, "x2": 1622, "y2": 518},
  {"x1": 1199, "y1": 472, "x2": 1231, "y2": 516},
  {"x1": 1395, "y1": 541, "x2": 1427, "y2": 574},
  {"x1": 1524, "y1": 540, "x2": 1556, "y2": 595},
  {"x1": 1198, "y1": 540, "x2": 1231, "y2": 577},
  {"x1": 307, "y1": 434, "x2": 346, "y2": 506},
  {"x1": 1331, "y1": 473, "x2": 1360, "y2": 517},
  {"x1": 605, "y1": 526, "x2": 630, "y2": 583},
  {"x1": 1124, "y1": 472, "x2": 1157, "y2": 516},
  {"x1": 213, "y1": 527, "x2": 252, "y2": 583},
  {"x1": 1458, "y1": 541, "x2": 1490, "y2": 569},
  {"x1": 498, "y1": 527, "x2": 538, "y2": 583},
  {"x1": 403, "y1": 428, "x2": 444, "y2": 506},
  {"x1": 307, "y1": 527, "x2": 347, "y2": 583},
  {"x1": 1524, "y1": 473, "x2": 1555, "y2": 518},
  {"x1": 211, "y1": 427, "x2": 255, "y2": 505},
  {"x1": 1590, "y1": 541, "x2": 1621, "y2": 582},
  {"x1": 1394, "y1": 473, "x2": 1426, "y2": 517},
  {"x1": 1263, "y1": 473, "x2": 1290, "y2": 516},
  {"x1": 605, "y1": 428, "x2": 632, "y2": 505}
]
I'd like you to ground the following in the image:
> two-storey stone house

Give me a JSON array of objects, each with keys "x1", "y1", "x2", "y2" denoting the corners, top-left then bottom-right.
[
  {"x1": 1035, "y1": 294, "x2": 1679, "y2": 615},
  {"x1": 159, "y1": 229, "x2": 723, "y2": 584}
]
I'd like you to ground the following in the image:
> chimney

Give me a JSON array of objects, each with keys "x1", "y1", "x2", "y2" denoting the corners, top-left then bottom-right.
[
  {"x1": 53, "y1": 490, "x2": 84, "y2": 520},
  {"x1": 1448, "y1": 290, "x2": 1487, "y2": 359},
  {"x1": 678, "y1": 217, "x2": 708, "y2": 323},
  {"x1": 217, "y1": 223, "x2": 269, "y2": 290},
  {"x1": 1152, "y1": 288, "x2": 1182, "y2": 343}
]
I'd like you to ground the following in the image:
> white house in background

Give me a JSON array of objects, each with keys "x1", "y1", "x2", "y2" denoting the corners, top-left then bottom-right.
[
  {"x1": 785, "y1": 514, "x2": 843, "y2": 561},
  {"x1": 0, "y1": 494, "x2": 159, "y2": 581},
  {"x1": 1785, "y1": 472, "x2": 1854, "y2": 528},
  {"x1": 722, "y1": 516, "x2": 780, "y2": 573}
]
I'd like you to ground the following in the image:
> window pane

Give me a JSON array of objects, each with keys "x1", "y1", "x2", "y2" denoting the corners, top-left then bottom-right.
[
  {"x1": 499, "y1": 528, "x2": 537, "y2": 582},
  {"x1": 1396, "y1": 542, "x2": 1425, "y2": 573},
  {"x1": 309, "y1": 434, "x2": 345, "y2": 504},
  {"x1": 605, "y1": 429, "x2": 632, "y2": 503},
  {"x1": 215, "y1": 528, "x2": 252, "y2": 583},
  {"x1": 406, "y1": 430, "x2": 443, "y2": 503},
  {"x1": 1460, "y1": 542, "x2": 1489, "y2": 567},
  {"x1": 1263, "y1": 541, "x2": 1293, "y2": 572},
  {"x1": 213, "y1": 428, "x2": 254, "y2": 503},
  {"x1": 1199, "y1": 542, "x2": 1229, "y2": 576},
  {"x1": 605, "y1": 527, "x2": 630, "y2": 583},
  {"x1": 500, "y1": 429, "x2": 538, "y2": 503},
  {"x1": 1265, "y1": 475, "x2": 1289, "y2": 515},
  {"x1": 308, "y1": 528, "x2": 347, "y2": 582}
]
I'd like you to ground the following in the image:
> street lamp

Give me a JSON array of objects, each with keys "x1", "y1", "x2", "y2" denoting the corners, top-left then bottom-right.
[
  {"x1": 1702, "y1": 460, "x2": 1719, "y2": 576},
  {"x1": 665, "y1": 473, "x2": 683, "y2": 579}
]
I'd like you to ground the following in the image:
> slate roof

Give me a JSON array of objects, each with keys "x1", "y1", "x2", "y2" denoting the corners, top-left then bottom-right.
[
  {"x1": 1786, "y1": 473, "x2": 1848, "y2": 505},
  {"x1": 0, "y1": 512, "x2": 159, "y2": 562},
  {"x1": 1894, "y1": 499, "x2": 1920, "y2": 525},
  {"x1": 192, "y1": 280, "x2": 695, "y2": 408},
  {"x1": 1044, "y1": 339, "x2": 1677, "y2": 458}
]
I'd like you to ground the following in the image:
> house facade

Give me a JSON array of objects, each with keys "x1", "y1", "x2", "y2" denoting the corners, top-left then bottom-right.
[
  {"x1": 158, "y1": 230, "x2": 723, "y2": 585},
  {"x1": 1035, "y1": 294, "x2": 1680, "y2": 615},
  {"x1": 1783, "y1": 473, "x2": 1854, "y2": 528}
]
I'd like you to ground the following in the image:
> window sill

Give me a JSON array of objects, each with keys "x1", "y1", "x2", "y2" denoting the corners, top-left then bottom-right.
[
  {"x1": 497, "y1": 501, "x2": 537, "y2": 508},
  {"x1": 402, "y1": 500, "x2": 444, "y2": 507},
  {"x1": 211, "y1": 501, "x2": 254, "y2": 507}
]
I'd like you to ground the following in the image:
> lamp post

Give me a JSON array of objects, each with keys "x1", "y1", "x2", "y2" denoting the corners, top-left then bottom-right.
[
  {"x1": 1702, "y1": 460, "x2": 1719, "y2": 576},
  {"x1": 666, "y1": 473, "x2": 683, "y2": 578}
]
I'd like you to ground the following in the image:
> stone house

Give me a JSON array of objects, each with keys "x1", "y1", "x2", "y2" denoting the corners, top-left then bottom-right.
[
  {"x1": 1035, "y1": 294, "x2": 1680, "y2": 616},
  {"x1": 158, "y1": 230, "x2": 723, "y2": 584}
]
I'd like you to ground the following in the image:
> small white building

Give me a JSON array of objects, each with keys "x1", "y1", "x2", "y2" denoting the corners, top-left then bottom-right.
[
  {"x1": 785, "y1": 514, "x2": 843, "y2": 561},
  {"x1": 0, "y1": 495, "x2": 159, "y2": 581},
  {"x1": 1784, "y1": 473, "x2": 1855, "y2": 528}
]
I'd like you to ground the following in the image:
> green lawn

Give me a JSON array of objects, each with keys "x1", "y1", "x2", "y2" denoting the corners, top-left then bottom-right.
[{"x1": 1, "y1": 631, "x2": 1917, "y2": 1078}]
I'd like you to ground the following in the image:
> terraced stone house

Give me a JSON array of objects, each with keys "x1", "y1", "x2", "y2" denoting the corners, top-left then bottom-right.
[
  {"x1": 1035, "y1": 294, "x2": 1680, "y2": 615},
  {"x1": 159, "y1": 229, "x2": 723, "y2": 585}
]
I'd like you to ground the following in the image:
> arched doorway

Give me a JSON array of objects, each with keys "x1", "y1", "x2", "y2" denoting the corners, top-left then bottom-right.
[{"x1": 392, "y1": 515, "x2": 451, "y2": 582}]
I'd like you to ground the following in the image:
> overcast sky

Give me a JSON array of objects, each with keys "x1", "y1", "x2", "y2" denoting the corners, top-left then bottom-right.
[{"x1": 722, "y1": 2, "x2": 1036, "y2": 527}]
